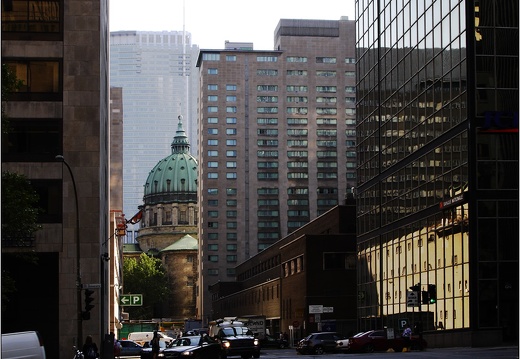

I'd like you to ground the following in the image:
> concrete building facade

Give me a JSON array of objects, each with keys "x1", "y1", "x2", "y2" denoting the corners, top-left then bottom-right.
[
  {"x1": 196, "y1": 18, "x2": 356, "y2": 321},
  {"x1": 1, "y1": 1, "x2": 110, "y2": 357}
]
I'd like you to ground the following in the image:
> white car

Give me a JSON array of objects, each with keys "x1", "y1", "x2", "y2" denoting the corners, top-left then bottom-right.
[{"x1": 335, "y1": 337, "x2": 350, "y2": 352}]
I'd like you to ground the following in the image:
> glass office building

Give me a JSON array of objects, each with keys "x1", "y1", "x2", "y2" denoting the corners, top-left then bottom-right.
[{"x1": 355, "y1": 0, "x2": 518, "y2": 346}]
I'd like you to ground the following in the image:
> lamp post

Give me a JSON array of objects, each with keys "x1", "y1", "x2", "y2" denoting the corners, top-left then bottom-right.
[{"x1": 56, "y1": 155, "x2": 82, "y2": 347}]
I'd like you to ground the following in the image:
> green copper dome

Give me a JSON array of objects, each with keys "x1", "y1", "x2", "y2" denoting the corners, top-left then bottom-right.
[{"x1": 143, "y1": 116, "x2": 198, "y2": 204}]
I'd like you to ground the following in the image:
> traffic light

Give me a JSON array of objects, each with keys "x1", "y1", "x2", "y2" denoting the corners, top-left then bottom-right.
[
  {"x1": 428, "y1": 284, "x2": 437, "y2": 304},
  {"x1": 421, "y1": 290, "x2": 430, "y2": 304},
  {"x1": 82, "y1": 289, "x2": 95, "y2": 320}
]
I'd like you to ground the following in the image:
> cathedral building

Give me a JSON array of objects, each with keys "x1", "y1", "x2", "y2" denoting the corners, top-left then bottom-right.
[{"x1": 129, "y1": 115, "x2": 199, "y2": 320}]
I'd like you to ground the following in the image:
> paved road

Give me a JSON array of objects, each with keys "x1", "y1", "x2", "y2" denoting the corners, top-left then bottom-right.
[
  {"x1": 117, "y1": 346, "x2": 518, "y2": 359},
  {"x1": 258, "y1": 346, "x2": 518, "y2": 358}
]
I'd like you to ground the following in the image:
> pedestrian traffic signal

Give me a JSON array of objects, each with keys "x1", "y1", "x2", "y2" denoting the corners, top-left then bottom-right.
[
  {"x1": 82, "y1": 289, "x2": 95, "y2": 320},
  {"x1": 428, "y1": 284, "x2": 437, "y2": 304}
]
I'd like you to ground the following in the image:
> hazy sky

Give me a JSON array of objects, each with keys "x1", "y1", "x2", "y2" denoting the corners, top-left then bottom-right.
[{"x1": 110, "y1": 0, "x2": 356, "y2": 50}]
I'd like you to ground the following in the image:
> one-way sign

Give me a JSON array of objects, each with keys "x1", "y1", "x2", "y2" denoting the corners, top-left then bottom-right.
[
  {"x1": 120, "y1": 294, "x2": 143, "y2": 306},
  {"x1": 406, "y1": 291, "x2": 419, "y2": 307}
]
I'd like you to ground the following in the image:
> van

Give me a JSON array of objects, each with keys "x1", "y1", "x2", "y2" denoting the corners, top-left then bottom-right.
[
  {"x1": 127, "y1": 331, "x2": 173, "y2": 346},
  {"x1": 1, "y1": 331, "x2": 46, "y2": 359}
]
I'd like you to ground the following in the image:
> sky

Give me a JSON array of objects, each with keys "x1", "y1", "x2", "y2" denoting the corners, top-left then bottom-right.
[{"x1": 109, "y1": 0, "x2": 356, "y2": 50}]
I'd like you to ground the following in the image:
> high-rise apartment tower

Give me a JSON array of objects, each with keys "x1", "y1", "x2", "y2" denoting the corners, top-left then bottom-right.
[{"x1": 197, "y1": 18, "x2": 356, "y2": 320}]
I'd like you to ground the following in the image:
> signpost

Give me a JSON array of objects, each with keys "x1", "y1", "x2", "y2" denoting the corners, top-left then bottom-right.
[{"x1": 120, "y1": 294, "x2": 143, "y2": 306}]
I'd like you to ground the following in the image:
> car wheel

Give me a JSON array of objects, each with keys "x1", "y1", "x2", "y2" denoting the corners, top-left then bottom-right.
[
  {"x1": 313, "y1": 346, "x2": 325, "y2": 355},
  {"x1": 364, "y1": 344, "x2": 374, "y2": 353}
]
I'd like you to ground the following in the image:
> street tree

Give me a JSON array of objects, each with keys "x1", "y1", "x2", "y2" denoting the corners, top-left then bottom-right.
[{"x1": 122, "y1": 253, "x2": 171, "y2": 319}]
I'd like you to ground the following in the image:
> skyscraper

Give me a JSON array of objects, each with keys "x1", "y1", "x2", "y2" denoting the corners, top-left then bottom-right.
[
  {"x1": 355, "y1": 0, "x2": 518, "y2": 346},
  {"x1": 110, "y1": 31, "x2": 200, "y2": 230},
  {"x1": 196, "y1": 18, "x2": 356, "y2": 320}
]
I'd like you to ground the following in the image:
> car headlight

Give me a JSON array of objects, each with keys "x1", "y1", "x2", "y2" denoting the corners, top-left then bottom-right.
[
  {"x1": 158, "y1": 353, "x2": 165, "y2": 358},
  {"x1": 181, "y1": 351, "x2": 194, "y2": 356},
  {"x1": 254, "y1": 339, "x2": 260, "y2": 346},
  {"x1": 222, "y1": 341, "x2": 231, "y2": 348}
]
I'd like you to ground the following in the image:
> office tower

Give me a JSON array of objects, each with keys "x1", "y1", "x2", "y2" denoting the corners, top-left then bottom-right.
[
  {"x1": 110, "y1": 31, "x2": 200, "y2": 230},
  {"x1": 197, "y1": 18, "x2": 356, "y2": 320},
  {"x1": 1, "y1": 1, "x2": 110, "y2": 357},
  {"x1": 356, "y1": 0, "x2": 518, "y2": 346}
]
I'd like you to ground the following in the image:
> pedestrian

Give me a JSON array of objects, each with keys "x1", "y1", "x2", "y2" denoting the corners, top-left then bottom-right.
[
  {"x1": 82, "y1": 335, "x2": 99, "y2": 359},
  {"x1": 402, "y1": 324, "x2": 412, "y2": 352},
  {"x1": 114, "y1": 338, "x2": 122, "y2": 358},
  {"x1": 151, "y1": 330, "x2": 160, "y2": 359}
]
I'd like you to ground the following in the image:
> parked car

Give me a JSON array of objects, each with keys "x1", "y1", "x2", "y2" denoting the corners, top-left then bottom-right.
[
  {"x1": 335, "y1": 336, "x2": 352, "y2": 353},
  {"x1": 162, "y1": 335, "x2": 221, "y2": 359},
  {"x1": 345, "y1": 329, "x2": 427, "y2": 353},
  {"x1": 117, "y1": 339, "x2": 143, "y2": 357},
  {"x1": 261, "y1": 334, "x2": 288, "y2": 349},
  {"x1": 296, "y1": 332, "x2": 344, "y2": 355},
  {"x1": 1, "y1": 331, "x2": 46, "y2": 359}
]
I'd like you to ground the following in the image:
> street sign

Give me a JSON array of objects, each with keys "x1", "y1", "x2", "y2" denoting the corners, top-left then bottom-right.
[
  {"x1": 120, "y1": 294, "x2": 143, "y2": 306},
  {"x1": 406, "y1": 291, "x2": 419, "y2": 307},
  {"x1": 323, "y1": 307, "x2": 334, "y2": 313},
  {"x1": 309, "y1": 305, "x2": 323, "y2": 314}
]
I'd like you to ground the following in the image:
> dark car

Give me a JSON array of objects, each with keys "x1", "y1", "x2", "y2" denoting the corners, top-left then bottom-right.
[
  {"x1": 296, "y1": 332, "x2": 344, "y2": 355},
  {"x1": 261, "y1": 334, "x2": 288, "y2": 349},
  {"x1": 140, "y1": 339, "x2": 169, "y2": 359},
  {"x1": 162, "y1": 335, "x2": 221, "y2": 359},
  {"x1": 117, "y1": 339, "x2": 143, "y2": 357},
  {"x1": 345, "y1": 330, "x2": 427, "y2": 353}
]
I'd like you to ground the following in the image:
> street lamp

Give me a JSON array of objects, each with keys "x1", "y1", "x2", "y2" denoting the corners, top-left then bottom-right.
[{"x1": 55, "y1": 155, "x2": 82, "y2": 347}]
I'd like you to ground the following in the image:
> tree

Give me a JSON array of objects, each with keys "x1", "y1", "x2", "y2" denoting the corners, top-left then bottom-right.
[
  {"x1": 1, "y1": 171, "x2": 42, "y2": 312},
  {"x1": 122, "y1": 253, "x2": 171, "y2": 319},
  {"x1": 2, "y1": 63, "x2": 23, "y2": 133}
]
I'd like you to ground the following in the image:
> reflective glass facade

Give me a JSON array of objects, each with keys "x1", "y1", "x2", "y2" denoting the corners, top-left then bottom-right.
[{"x1": 355, "y1": 0, "x2": 518, "y2": 345}]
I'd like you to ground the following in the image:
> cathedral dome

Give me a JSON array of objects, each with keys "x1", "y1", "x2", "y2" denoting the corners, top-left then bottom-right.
[{"x1": 143, "y1": 116, "x2": 198, "y2": 204}]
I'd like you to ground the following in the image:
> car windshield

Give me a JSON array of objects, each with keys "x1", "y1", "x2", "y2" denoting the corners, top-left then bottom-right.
[{"x1": 221, "y1": 327, "x2": 250, "y2": 336}]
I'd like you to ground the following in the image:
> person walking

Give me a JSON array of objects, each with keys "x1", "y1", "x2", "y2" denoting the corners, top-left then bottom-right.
[
  {"x1": 402, "y1": 324, "x2": 412, "y2": 352},
  {"x1": 151, "y1": 330, "x2": 160, "y2": 359},
  {"x1": 82, "y1": 335, "x2": 99, "y2": 359}
]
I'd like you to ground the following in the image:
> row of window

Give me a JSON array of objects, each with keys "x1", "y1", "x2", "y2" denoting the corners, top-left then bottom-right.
[
  {"x1": 207, "y1": 68, "x2": 356, "y2": 78},
  {"x1": 207, "y1": 187, "x2": 339, "y2": 196},
  {"x1": 207, "y1": 128, "x2": 343, "y2": 136},
  {"x1": 207, "y1": 118, "x2": 356, "y2": 126},
  {"x1": 206, "y1": 172, "x2": 343, "y2": 180},
  {"x1": 202, "y1": 53, "x2": 355, "y2": 64},
  {"x1": 207, "y1": 106, "x2": 356, "y2": 115},
  {"x1": 206, "y1": 138, "x2": 355, "y2": 147},
  {"x1": 208, "y1": 84, "x2": 356, "y2": 93},
  {"x1": 208, "y1": 96, "x2": 355, "y2": 103}
]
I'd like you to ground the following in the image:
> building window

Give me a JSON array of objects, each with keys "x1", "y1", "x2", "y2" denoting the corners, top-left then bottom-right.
[
  {"x1": 207, "y1": 150, "x2": 218, "y2": 156},
  {"x1": 226, "y1": 106, "x2": 237, "y2": 113},
  {"x1": 208, "y1": 95, "x2": 218, "y2": 101},
  {"x1": 226, "y1": 172, "x2": 237, "y2": 179},
  {"x1": 257, "y1": 56, "x2": 278, "y2": 62},
  {"x1": 226, "y1": 95, "x2": 237, "y2": 102},
  {"x1": 226, "y1": 117, "x2": 237, "y2": 124},
  {"x1": 226, "y1": 161, "x2": 237, "y2": 168},
  {"x1": 2, "y1": 0, "x2": 62, "y2": 39},
  {"x1": 226, "y1": 199, "x2": 237, "y2": 206},
  {"x1": 226, "y1": 129, "x2": 237, "y2": 135},
  {"x1": 208, "y1": 211, "x2": 218, "y2": 218},
  {"x1": 208, "y1": 188, "x2": 218, "y2": 195},
  {"x1": 208, "y1": 84, "x2": 218, "y2": 90},
  {"x1": 226, "y1": 150, "x2": 237, "y2": 157},
  {"x1": 208, "y1": 255, "x2": 218, "y2": 262},
  {"x1": 226, "y1": 188, "x2": 237, "y2": 195},
  {"x1": 226, "y1": 55, "x2": 236, "y2": 61},
  {"x1": 316, "y1": 57, "x2": 337, "y2": 64},
  {"x1": 257, "y1": 118, "x2": 278, "y2": 125},
  {"x1": 207, "y1": 117, "x2": 218, "y2": 124},
  {"x1": 207, "y1": 68, "x2": 218, "y2": 74},
  {"x1": 207, "y1": 106, "x2": 218, "y2": 113},
  {"x1": 286, "y1": 56, "x2": 307, "y2": 62},
  {"x1": 208, "y1": 128, "x2": 218, "y2": 135},
  {"x1": 4, "y1": 60, "x2": 61, "y2": 100},
  {"x1": 227, "y1": 233, "x2": 237, "y2": 240},
  {"x1": 203, "y1": 53, "x2": 220, "y2": 61},
  {"x1": 208, "y1": 268, "x2": 219, "y2": 275},
  {"x1": 316, "y1": 70, "x2": 336, "y2": 77},
  {"x1": 208, "y1": 221, "x2": 218, "y2": 228},
  {"x1": 207, "y1": 139, "x2": 218, "y2": 145},
  {"x1": 2, "y1": 119, "x2": 62, "y2": 162},
  {"x1": 226, "y1": 255, "x2": 237, "y2": 262},
  {"x1": 287, "y1": 70, "x2": 307, "y2": 76},
  {"x1": 226, "y1": 139, "x2": 237, "y2": 146},
  {"x1": 257, "y1": 85, "x2": 278, "y2": 91},
  {"x1": 208, "y1": 173, "x2": 218, "y2": 179},
  {"x1": 257, "y1": 69, "x2": 278, "y2": 76},
  {"x1": 208, "y1": 244, "x2": 218, "y2": 251}
]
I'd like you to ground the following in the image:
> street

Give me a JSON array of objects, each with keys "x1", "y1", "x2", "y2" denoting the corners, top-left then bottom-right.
[{"x1": 117, "y1": 346, "x2": 518, "y2": 359}]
